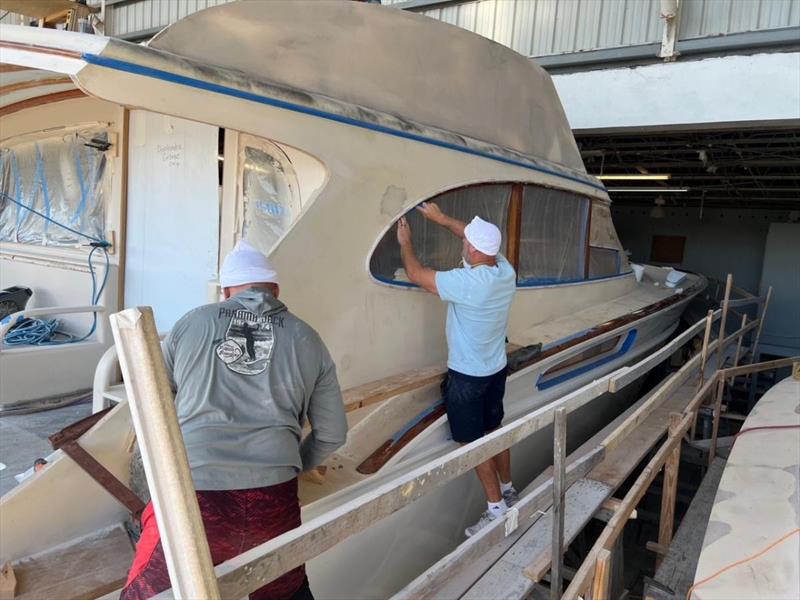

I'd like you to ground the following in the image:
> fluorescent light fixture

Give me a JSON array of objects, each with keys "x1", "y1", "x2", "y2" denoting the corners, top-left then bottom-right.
[
  {"x1": 596, "y1": 174, "x2": 671, "y2": 181},
  {"x1": 606, "y1": 187, "x2": 688, "y2": 193}
]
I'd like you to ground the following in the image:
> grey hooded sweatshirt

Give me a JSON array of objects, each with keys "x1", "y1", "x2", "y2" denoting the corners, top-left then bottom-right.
[{"x1": 162, "y1": 288, "x2": 348, "y2": 491}]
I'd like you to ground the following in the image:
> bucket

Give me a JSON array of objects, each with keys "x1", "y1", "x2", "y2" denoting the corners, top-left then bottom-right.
[{"x1": 631, "y1": 263, "x2": 645, "y2": 283}]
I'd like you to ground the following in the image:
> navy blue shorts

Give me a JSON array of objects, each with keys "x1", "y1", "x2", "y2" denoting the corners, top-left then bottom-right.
[{"x1": 442, "y1": 367, "x2": 507, "y2": 443}]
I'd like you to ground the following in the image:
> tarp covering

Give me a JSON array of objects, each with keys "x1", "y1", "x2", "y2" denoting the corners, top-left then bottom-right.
[{"x1": 0, "y1": 128, "x2": 107, "y2": 246}]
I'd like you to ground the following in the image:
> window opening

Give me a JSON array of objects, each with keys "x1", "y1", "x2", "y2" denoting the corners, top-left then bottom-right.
[
  {"x1": 517, "y1": 186, "x2": 588, "y2": 285},
  {"x1": 0, "y1": 128, "x2": 108, "y2": 246},
  {"x1": 588, "y1": 246, "x2": 620, "y2": 279},
  {"x1": 370, "y1": 184, "x2": 511, "y2": 285},
  {"x1": 239, "y1": 134, "x2": 301, "y2": 254}
]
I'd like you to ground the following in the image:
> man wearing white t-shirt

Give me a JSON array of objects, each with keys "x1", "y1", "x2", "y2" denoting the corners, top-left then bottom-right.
[{"x1": 396, "y1": 202, "x2": 517, "y2": 536}]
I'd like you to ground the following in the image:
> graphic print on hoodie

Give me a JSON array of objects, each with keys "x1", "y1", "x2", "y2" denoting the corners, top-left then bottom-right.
[{"x1": 216, "y1": 309, "x2": 275, "y2": 375}]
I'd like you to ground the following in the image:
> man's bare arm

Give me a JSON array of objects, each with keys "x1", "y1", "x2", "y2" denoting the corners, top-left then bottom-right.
[
  {"x1": 416, "y1": 202, "x2": 466, "y2": 239},
  {"x1": 397, "y1": 217, "x2": 438, "y2": 294}
]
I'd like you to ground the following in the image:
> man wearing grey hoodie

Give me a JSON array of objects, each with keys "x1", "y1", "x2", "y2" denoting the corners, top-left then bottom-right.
[{"x1": 121, "y1": 240, "x2": 348, "y2": 600}]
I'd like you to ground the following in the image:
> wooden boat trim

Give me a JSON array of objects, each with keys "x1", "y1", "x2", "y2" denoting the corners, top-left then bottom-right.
[{"x1": 0, "y1": 88, "x2": 85, "y2": 117}]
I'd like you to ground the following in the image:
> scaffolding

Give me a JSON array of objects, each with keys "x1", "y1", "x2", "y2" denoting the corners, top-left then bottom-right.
[{"x1": 106, "y1": 277, "x2": 795, "y2": 600}]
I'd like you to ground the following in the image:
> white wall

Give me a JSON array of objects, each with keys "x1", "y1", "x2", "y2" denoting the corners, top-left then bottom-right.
[
  {"x1": 124, "y1": 111, "x2": 219, "y2": 332},
  {"x1": 553, "y1": 52, "x2": 800, "y2": 131},
  {"x1": 611, "y1": 206, "x2": 793, "y2": 294}
]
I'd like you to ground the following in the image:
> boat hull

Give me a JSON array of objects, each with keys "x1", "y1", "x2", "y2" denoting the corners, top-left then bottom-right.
[{"x1": 303, "y1": 297, "x2": 689, "y2": 599}]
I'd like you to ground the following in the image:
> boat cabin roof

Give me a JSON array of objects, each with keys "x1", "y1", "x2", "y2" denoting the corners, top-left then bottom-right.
[{"x1": 148, "y1": 0, "x2": 584, "y2": 171}]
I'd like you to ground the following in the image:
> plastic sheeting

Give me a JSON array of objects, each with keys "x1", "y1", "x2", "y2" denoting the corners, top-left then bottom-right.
[
  {"x1": 240, "y1": 139, "x2": 301, "y2": 255},
  {"x1": 370, "y1": 184, "x2": 511, "y2": 283},
  {"x1": 518, "y1": 186, "x2": 588, "y2": 285},
  {"x1": 588, "y1": 246, "x2": 619, "y2": 279},
  {"x1": 0, "y1": 129, "x2": 107, "y2": 246}
]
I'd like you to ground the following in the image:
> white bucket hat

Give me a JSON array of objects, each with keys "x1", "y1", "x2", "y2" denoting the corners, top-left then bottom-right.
[
  {"x1": 219, "y1": 240, "x2": 279, "y2": 287},
  {"x1": 464, "y1": 216, "x2": 502, "y2": 256}
]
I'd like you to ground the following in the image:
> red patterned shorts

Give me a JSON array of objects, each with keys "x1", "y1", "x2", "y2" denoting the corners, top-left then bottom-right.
[{"x1": 121, "y1": 478, "x2": 307, "y2": 600}]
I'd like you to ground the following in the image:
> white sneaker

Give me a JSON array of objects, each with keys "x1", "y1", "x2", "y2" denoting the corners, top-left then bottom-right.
[
  {"x1": 465, "y1": 510, "x2": 498, "y2": 537},
  {"x1": 503, "y1": 487, "x2": 520, "y2": 507}
]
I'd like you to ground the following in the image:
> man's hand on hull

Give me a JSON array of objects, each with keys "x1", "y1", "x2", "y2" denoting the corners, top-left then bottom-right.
[{"x1": 416, "y1": 201, "x2": 445, "y2": 224}]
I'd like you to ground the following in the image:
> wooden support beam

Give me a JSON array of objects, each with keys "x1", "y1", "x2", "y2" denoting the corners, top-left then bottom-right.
[
  {"x1": 748, "y1": 285, "x2": 772, "y2": 365},
  {"x1": 507, "y1": 183, "x2": 523, "y2": 271},
  {"x1": 111, "y1": 308, "x2": 220, "y2": 600},
  {"x1": 551, "y1": 407, "x2": 567, "y2": 600},
  {"x1": 646, "y1": 541, "x2": 669, "y2": 556},
  {"x1": 48, "y1": 406, "x2": 113, "y2": 449},
  {"x1": 591, "y1": 548, "x2": 612, "y2": 600},
  {"x1": 595, "y1": 498, "x2": 638, "y2": 523},
  {"x1": 720, "y1": 356, "x2": 799, "y2": 379},
  {"x1": 708, "y1": 380, "x2": 725, "y2": 466},
  {"x1": 60, "y1": 440, "x2": 145, "y2": 515},
  {"x1": 696, "y1": 310, "x2": 714, "y2": 393},
  {"x1": 603, "y1": 347, "x2": 714, "y2": 458},
  {"x1": 729, "y1": 314, "x2": 747, "y2": 385},
  {"x1": 342, "y1": 365, "x2": 443, "y2": 413},
  {"x1": 657, "y1": 413, "x2": 682, "y2": 569},
  {"x1": 0, "y1": 88, "x2": 85, "y2": 118},
  {"x1": 731, "y1": 284, "x2": 755, "y2": 299},
  {"x1": 715, "y1": 274, "x2": 733, "y2": 370},
  {"x1": 727, "y1": 297, "x2": 762, "y2": 309},
  {"x1": 562, "y1": 412, "x2": 693, "y2": 600}
]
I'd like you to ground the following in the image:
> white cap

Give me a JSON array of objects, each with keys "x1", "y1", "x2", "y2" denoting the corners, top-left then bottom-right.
[
  {"x1": 464, "y1": 216, "x2": 502, "y2": 256},
  {"x1": 219, "y1": 240, "x2": 279, "y2": 288}
]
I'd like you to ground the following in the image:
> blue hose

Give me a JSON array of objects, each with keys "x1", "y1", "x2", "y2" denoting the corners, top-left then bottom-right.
[{"x1": 1, "y1": 191, "x2": 111, "y2": 346}]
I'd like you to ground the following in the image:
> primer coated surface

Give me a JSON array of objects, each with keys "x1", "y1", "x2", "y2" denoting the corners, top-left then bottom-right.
[{"x1": 694, "y1": 375, "x2": 800, "y2": 600}]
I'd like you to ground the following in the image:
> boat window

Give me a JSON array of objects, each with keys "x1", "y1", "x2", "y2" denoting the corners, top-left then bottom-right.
[
  {"x1": 517, "y1": 186, "x2": 588, "y2": 285},
  {"x1": 370, "y1": 184, "x2": 511, "y2": 284},
  {"x1": 588, "y1": 246, "x2": 620, "y2": 279},
  {"x1": 239, "y1": 135, "x2": 301, "y2": 254},
  {"x1": 0, "y1": 128, "x2": 108, "y2": 246}
]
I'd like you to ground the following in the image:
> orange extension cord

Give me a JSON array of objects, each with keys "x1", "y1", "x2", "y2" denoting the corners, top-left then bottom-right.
[
  {"x1": 686, "y1": 528, "x2": 800, "y2": 599},
  {"x1": 685, "y1": 424, "x2": 800, "y2": 599}
]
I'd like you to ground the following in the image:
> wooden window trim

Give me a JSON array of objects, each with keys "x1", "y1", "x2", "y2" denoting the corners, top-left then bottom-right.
[
  {"x1": 584, "y1": 200, "x2": 593, "y2": 278},
  {"x1": 506, "y1": 183, "x2": 523, "y2": 271}
]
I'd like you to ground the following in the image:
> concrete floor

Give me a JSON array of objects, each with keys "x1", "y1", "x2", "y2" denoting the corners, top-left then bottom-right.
[{"x1": 0, "y1": 400, "x2": 92, "y2": 497}]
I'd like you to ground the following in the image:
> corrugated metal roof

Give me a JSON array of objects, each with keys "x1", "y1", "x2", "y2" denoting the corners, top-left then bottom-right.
[
  {"x1": 390, "y1": 0, "x2": 664, "y2": 57},
  {"x1": 387, "y1": 0, "x2": 799, "y2": 55},
  {"x1": 680, "y1": 0, "x2": 800, "y2": 39},
  {"x1": 103, "y1": 0, "x2": 234, "y2": 38},
  {"x1": 4, "y1": 0, "x2": 797, "y2": 53}
]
